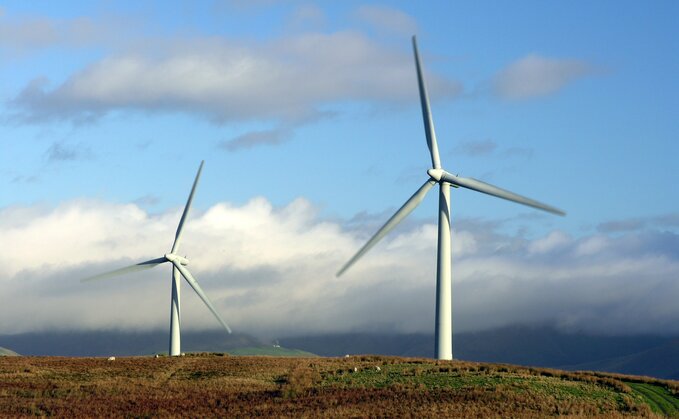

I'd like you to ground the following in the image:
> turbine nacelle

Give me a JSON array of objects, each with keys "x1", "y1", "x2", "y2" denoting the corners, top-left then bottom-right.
[
  {"x1": 427, "y1": 169, "x2": 460, "y2": 188},
  {"x1": 165, "y1": 253, "x2": 189, "y2": 266},
  {"x1": 427, "y1": 168, "x2": 445, "y2": 182}
]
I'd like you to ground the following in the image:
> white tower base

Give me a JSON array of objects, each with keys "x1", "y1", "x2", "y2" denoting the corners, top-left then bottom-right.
[
  {"x1": 435, "y1": 182, "x2": 452, "y2": 360},
  {"x1": 169, "y1": 266, "x2": 181, "y2": 356}
]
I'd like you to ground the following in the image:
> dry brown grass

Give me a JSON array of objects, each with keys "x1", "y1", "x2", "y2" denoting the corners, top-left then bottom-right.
[{"x1": 0, "y1": 354, "x2": 675, "y2": 417}]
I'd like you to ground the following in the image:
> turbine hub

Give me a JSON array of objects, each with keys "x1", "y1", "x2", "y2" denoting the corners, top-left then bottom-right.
[
  {"x1": 165, "y1": 253, "x2": 189, "y2": 266},
  {"x1": 427, "y1": 168, "x2": 444, "y2": 182}
]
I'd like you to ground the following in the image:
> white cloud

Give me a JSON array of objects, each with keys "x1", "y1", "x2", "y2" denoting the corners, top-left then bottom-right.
[
  {"x1": 354, "y1": 5, "x2": 418, "y2": 36},
  {"x1": 288, "y1": 4, "x2": 326, "y2": 29},
  {"x1": 11, "y1": 31, "x2": 461, "y2": 125},
  {"x1": 493, "y1": 54, "x2": 593, "y2": 99},
  {"x1": 529, "y1": 230, "x2": 571, "y2": 254},
  {"x1": 0, "y1": 11, "x2": 131, "y2": 51},
  {"x1": 1, "y1": 198, "x2": 679, "y2": 338},
  {"x1": 220, "y1": 128, "x2": 291, "y2": 151},
  {"x1": 576, "y1": 234, "x2": 609, "y2": 256},
  {"x1": 598, "y1": 213, "x2": 679, "y2": 233}
]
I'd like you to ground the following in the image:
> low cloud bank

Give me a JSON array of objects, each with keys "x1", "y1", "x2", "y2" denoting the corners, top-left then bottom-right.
[{"x1": 1, "y1": 199, "x2": 677, "y2": 337}]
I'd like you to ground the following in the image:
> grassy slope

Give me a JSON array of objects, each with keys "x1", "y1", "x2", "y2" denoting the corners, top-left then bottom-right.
[
  {"x1": 628, "y1": 383, "x2": 679, "y2": 416},
  {"x1": 0, "y1": 347, "x2": 19, "y2": 356},
  {"x1": 0, "y1": 355, "x2": 677, "y2": 417}
]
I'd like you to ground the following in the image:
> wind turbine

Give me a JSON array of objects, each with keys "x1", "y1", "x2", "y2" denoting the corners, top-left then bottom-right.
[
  {"x1": 337, "y1": 37, "x2": 565, "y2": 360},
  {"x1": 82, "y1": 161, "x2": 231, "y2": 356}
]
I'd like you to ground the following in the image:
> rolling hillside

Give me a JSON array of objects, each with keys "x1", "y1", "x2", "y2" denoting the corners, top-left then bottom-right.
[{"x1": 0, "y1": 355, "x2": 677, "y2": 417}]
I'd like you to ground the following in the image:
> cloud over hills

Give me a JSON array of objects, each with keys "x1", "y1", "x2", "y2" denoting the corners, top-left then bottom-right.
[{"x1": 1, "y1": 199, "x2": 677, "y2": 338}]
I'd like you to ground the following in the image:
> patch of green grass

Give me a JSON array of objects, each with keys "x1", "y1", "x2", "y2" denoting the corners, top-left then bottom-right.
[
  {"x1": 185, "y1": 370, "x2": 225, "y2": 380},
  {"x1": 323, "y1": 362, "x2": 627, "y2": 408},
  {"x1": 628, "y1": 382, "x2": 679, "y2": 416}
]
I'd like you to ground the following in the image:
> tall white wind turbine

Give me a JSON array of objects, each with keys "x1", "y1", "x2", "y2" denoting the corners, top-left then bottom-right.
[
  {"x1": 337, "y1": 37, "x2": 565, "y2": 360},
  {"x1": 82, "y1": 161, "x2": 231, "y2": 356}
]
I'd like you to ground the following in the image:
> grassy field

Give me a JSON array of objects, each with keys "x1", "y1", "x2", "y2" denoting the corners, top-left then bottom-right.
[
  {"x1": 0, "y1": 354, "x2": 678, "y2": 417},
  {"x1": 628, "y1": 382, "x2": 679, "y2": 416}
]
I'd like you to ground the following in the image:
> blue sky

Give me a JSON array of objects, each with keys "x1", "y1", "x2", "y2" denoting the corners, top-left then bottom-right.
[{"x1": 1, "y1": 1, "x2": 678, "y2": 337}]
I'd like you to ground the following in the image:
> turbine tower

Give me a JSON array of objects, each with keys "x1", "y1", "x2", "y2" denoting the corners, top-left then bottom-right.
[
  {"x1": 82, "y1": 161, "x2": 231, "y2": 356},
  {"x1": 337, "y1": 37, "x2": 565, "y2": 360}
]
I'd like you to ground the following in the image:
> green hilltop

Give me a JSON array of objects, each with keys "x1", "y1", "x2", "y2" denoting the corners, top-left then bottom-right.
[{"x1": 0, "y1": 347, "x2": 19, "y2": 356}]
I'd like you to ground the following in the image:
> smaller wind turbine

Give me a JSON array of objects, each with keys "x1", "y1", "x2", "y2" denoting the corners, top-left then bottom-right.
[
  {"x1": 337, "y1": 37, "x2": 565, "y2": 360},
  {"x1": 81, "y1": 161, "x2": 231, "y2": 356}
]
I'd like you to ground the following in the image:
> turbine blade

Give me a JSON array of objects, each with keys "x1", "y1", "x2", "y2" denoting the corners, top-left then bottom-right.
[
  {"x1": 337, "y1": 179, "x2": 436, "y2": 277},
  {"x1": 80, "y1": 257, "x2": 167, "y2": 282},
  {"x1": 171, "y1": 160, "x2": 204, "y2": 253},
  {"x1": 440, "y1": 172, "x2": 566, "y2": 216},
  {"x1": 173, "y1": 262, "x2": 232, "y2": 334},
  {"x1": 412, "y1": 35, "x2": 442, "y2": 169}
]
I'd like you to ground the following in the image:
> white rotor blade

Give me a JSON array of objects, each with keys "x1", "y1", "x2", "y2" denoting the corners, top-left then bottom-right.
[
  {"x1": 440, "y1": 172, "x2": 565, "y2": 216},
  {"x1": 171, "y1": 160, "x2": 204, "y2": 253},
  {"x1": 337, "y1": 179, "x2": 436, "y2": 277},
  {"x1": 412, "y1": 36, "x2": 441, "y2": 170},
  {"x1": 80, "y1": 257, "x2": 167, "y2": 282},
  {"x1": 173, "y1": 262, "x2": 232, "y2": 334}
]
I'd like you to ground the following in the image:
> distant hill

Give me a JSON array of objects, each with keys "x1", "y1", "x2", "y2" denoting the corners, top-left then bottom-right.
[
  {"x1": 459, "y1": 325, "x2": 669, "y2": 367},
  {"x1": 562, "y1": 339, "x2": 679, "y2": 380},
  {"x1": 0, "y1": 347, "x2": 19, "y2": 356},
  {"x1": 280, "y1": 332, "x2": 435, "y2": 358},
  {"x1": 0, "y1": 331, "x2": 314, "y2": 358},
  {"x1": 0, "y1": 330, "x2": 263, "y2": 357},
  {"x1": 280, "y1": 325, "x2": 679, "y2": 379}
]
